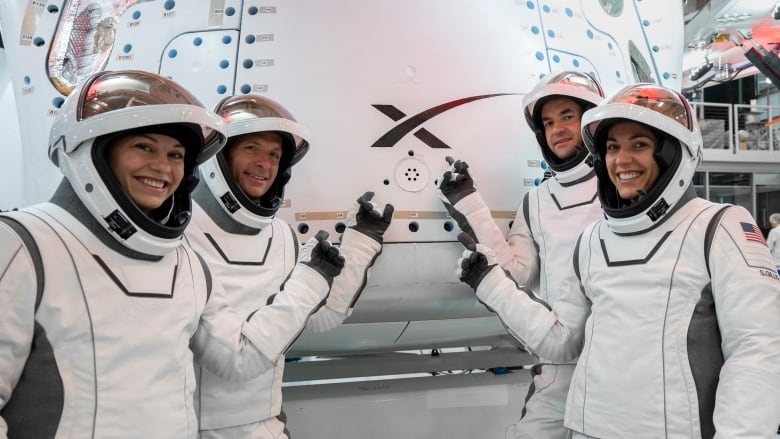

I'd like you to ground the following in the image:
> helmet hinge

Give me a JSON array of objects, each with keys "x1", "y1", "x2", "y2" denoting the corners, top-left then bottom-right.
[
  {"x1": 220, "y1": 192, "x2": 241, "y2": 213},
  {"x1": 104, "y1": 210, "x2": 137, "y2": 239},
  {"x1": 647, "y1": 198, "x2": 670, "y2": 221}
]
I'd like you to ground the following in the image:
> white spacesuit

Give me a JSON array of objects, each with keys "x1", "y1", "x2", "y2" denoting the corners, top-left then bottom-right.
[
  {"x1": 0, "y1": 71, "x2": 342, "y2": 438},
  {"x1": 768, "y1": 213, "x2": 780, "y2": 272},
  {"x1": 186, "y1": 95, "x2": 392, "y2": 438},
  {"x1": 456, "y1": 84, "x2": 780, "y2": 438},
  {"x1": 437, "y1": 71, "x2": 605, "y2": 439}
]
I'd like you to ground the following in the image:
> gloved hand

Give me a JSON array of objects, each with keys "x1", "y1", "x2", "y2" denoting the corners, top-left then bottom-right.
[
  {"x1": 437, "y1": 156, "x2": 477, "y2": 206},
  {"x1": 347, "y1": 191, "x2": 394, "y2": 244},
  {"x1": 436, "y1": 156, "x2": 478, "y2": 240},
  {"x1": 299, "y1": 230, "x2": 345, "y2": 286},
  {"x1": 456, "y1": 232, "x2": 501, "y2": 291}
]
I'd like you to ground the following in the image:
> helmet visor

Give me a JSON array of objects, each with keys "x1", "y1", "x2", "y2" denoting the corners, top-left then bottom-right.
[
  {"x1": 584, "y1": 84, "x2": 692, "y2": 145},
  {"x1": 544, "y1": 71, "x2": 604, "y2": 97},
  {"x1": 77, "y1": 70, "x2": 222, "y2": 149},
  {"x1": 215, "y1": 95, "x2": 310, "y2": 164},
  {"x1": 523, "y1": 70, "x2": 605, "y2": 131},
  {"x1": 216, "y1": 94, "x2": 297, "y2": 122}
]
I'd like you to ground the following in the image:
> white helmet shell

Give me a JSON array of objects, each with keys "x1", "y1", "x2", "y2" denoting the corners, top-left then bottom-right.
[
  {"x1": 581, "y1": 83, "x2": 703, "y2": 234},
  {"x1": 49, "y1": 70, "x2": 227, "y2": 256},
  {"x1": 522, "y1": 71, "x2": 605, "y2": 184},
  {"x1": 201, "y1": 95, "x2": 310, "y2": 229}
]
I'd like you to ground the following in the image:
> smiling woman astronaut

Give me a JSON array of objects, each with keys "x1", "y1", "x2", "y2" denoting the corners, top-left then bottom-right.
[
  {"x1": 0, "y1": 70, "x2": 345, "y2": 438},
  {"x1": 455, "y1": 83, "x2": 780, "y2": 439}
]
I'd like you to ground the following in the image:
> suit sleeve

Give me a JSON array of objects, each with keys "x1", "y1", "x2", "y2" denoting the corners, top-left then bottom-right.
[
  {"x1": 504, "y1": 193, "x2": 540, "y2": 287},
  {"x1": 306, "y1": 227, "x2": 382, "y2": 332},
  {"x1": 190, "y1": 275, "x2": 275, "y2": 381},
  {"x1": 0, "y1": 223, "x2": 38, "y2": 436},
  {"x1": 708, "y1": 206, "x2": 780, "y2": 438},
  {"x1": 191, "y1": 262, "x2": 330, "y2": 381},
  {"x1": 453, "y1": 191, "x2": 540, "y2": 287},
  {"x1": 473, "y1": 234, "x2": 590, "y2": 363}
]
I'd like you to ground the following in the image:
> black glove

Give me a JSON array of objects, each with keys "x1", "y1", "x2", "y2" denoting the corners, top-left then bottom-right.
[
  {"x1": 456, "y1": 232, "x2": 498, "y2": 291},
  {"x1": 300, "y1": 230, "x2": 345, "y2": 286},
  {"x1": 348, "y1": 191, "x2": 394, "y2": 244},
  {"x1": 438, "y1": 156, "x2": 477, "y2": 205}
]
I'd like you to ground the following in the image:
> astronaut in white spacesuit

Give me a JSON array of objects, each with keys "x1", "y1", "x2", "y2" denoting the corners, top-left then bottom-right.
[
  {"x1": 0, "y1": 70, "x2": 344, "y2": 438},
  {"x1": 768, "y1": 212, "x2": 780, "y2": 274},
  {"x1": 185, "y1": 94, "x2": 393, "y2": 439},
  {"x1": 437, "y1": 71, "x2": 605, "y2": 439},
  {"x1": 455, "y1": 83, "x2": 780, "y2": 438}
]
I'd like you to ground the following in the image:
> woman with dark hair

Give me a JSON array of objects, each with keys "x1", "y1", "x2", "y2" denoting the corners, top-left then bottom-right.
[
  {"x1": 455, "y1": 83, "x2": 780, "y2": 438},
  {"x1": 0, "y1": 71, "x2": 343, "y2": 438}
]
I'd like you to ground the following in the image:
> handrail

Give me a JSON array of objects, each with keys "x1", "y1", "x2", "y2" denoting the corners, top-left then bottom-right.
[{"x1": 691, "y1": 101, "x2": 780, "y2": 162}]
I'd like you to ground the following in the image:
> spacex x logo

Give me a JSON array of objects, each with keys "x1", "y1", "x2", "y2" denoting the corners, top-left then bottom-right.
[{"x1": 370, "y1": 93, "x2": 518, "y2": 149}]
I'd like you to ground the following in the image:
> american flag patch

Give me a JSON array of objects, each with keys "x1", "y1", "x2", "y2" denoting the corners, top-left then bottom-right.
[{"x1": 740, "y1": 222, "x2": 767, "y2": 245}]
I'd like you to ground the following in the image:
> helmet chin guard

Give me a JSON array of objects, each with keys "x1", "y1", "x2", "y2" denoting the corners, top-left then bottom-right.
[
  {"x1": 49, "y1": 70, "x2": 227, "y2": 256},
  {"x1": 581, "y1": 83, "x2": 702, "y2": 234},
  {"x1": 203, "y1": 95, "x2": 310, "y2": 229},
  {"x1": 522, "y1": 71, "x2": 605, "y2": 184}
]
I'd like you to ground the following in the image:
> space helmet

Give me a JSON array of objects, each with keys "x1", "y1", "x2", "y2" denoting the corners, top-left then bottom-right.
[
  {"x1": 48, "y1": 70, "x2": 227, "y2": 256},
  {"x1": 523, "y1": 71, "x2": 605, "y2": 183},
  {"x1": 200, "y1": 94, "x2": 310, "y2": 229},
  {"x1": 581, "y1": 83, "x2": 702, "y2": 234}
]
